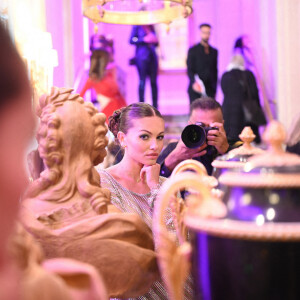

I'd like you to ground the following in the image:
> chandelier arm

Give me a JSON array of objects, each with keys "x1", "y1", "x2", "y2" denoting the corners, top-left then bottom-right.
[{"x1": 82, "y1": 0, "x2": 193, "y2": 25}]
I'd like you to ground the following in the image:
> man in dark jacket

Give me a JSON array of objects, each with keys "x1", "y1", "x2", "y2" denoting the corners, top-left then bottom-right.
[
  {"x1": 129, "y1": 25, "x2": 159, "y2": 108},
  {"x1": 158, "y1": 97, "x2": 240, "y2": 177},
  {"x1": 187, "y1": 23, "x2": 218, "y2": 104}
]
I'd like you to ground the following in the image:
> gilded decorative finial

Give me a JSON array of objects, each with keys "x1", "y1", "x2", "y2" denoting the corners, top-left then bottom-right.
[
  {"x1": 213, "y1": 126, "x2": 264, "y2": 161},
  {"x1": 165, "y1": 22, "x2": 171, "y2": 34},
  {"x1": 244, "y1": 119, "x2": 300, "y2": 168},
  {"x1": 239, "y1": 126, "x2": 255, "y2": 146},
  {"x1": 263, "y1": 120, "x2": 286, "y2": 154}
]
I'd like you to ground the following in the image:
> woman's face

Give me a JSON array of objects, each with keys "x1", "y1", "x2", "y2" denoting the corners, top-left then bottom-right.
[{"x1": 120, "y1": 116, "x2": 165, "y2": 166}]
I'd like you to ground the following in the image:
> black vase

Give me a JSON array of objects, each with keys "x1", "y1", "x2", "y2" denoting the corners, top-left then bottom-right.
[
  {"x1": 186, "y1": 163, "x2": 300, "y2": 300},
  {"x1": 190, "y1": 232, "x2": 300, "y2": 300}
]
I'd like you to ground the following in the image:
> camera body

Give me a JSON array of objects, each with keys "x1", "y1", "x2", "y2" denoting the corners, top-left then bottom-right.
[{"x1": 181, "y1": 122, "x2": 218, "y2": 149}]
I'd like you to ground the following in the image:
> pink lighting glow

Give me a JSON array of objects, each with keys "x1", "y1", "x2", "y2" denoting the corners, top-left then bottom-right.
[{"x1": 45, "y1": 0, "x2": 279, "y2": 118}]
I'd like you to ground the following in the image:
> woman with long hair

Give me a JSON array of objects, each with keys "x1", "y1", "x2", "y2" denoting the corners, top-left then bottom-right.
[{"x1": 80, "y1": 35, "x2": 126, "y2": 122}]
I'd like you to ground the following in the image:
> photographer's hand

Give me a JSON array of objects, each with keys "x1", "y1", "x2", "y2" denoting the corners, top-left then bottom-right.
[
  {"x1": 207, "y1": 122, "x2": 229, "y2": 155},
  {"x1": 164, "y1": 139, "x2": 207, "y2": 172}
]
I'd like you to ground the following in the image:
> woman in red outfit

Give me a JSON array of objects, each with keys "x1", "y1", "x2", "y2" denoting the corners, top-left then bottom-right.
[{"x1": 80, "y1": 35, "x2": 126, "y2": 122}]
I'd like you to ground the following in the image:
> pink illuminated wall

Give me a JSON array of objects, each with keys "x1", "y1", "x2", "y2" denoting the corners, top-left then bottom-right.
[
  {"x1": 44, "y1": 0, "x2": 277, "y2": 116},
  {"x1": 45, "y1": 0, "x2": 65, "y2": 88}
]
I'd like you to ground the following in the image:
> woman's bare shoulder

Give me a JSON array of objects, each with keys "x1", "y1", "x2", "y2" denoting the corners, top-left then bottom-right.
[{"x1": 104, "y1": 165, "x2": 122, "y2": 181}]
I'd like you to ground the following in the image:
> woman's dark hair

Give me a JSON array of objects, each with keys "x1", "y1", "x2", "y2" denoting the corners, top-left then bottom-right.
[
  {"x1": 108, "y1": 102, "x2": 163, "y2": 142},
  {"x1": 0, "y1": 21, "x2": 30, "y2": 109},
  {"x1": 89, "y1": 34, "x2": 114, "y2": 80}
]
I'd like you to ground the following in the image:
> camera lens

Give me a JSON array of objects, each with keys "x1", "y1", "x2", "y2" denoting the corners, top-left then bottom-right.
[
  {"x1": 189, "y1": 127, "x2": 201, "y2": 142},
  {"x1": 181, "y1": 124, "x2": 206, "y2": 148}
]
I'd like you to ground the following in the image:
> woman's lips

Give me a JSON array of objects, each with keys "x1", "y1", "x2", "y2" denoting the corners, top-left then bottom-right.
[{"x1": 146, "y1": 153, "x2": 158, "y2": 158}]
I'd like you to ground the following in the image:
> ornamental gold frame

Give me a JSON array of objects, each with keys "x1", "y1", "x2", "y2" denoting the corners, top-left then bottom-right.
[{"x1": 82, "y1": 0, "x2": 193, "y2": 25}]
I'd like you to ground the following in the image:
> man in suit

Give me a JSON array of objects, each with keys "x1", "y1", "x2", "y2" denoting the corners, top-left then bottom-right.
[
  {"x1": 157, "y1": 97, "x2": 241, "y2": 177},
  {"x1": 187, "y1": 23, "x2": 218, "y2": 104}
]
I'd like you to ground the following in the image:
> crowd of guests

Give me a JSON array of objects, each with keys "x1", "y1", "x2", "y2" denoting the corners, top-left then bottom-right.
[
  {"x1": 75, "y1": 22, "x2": 272, "y2": 300},
  {"x1": 80, "y1": 21, "x2": 266, "y2": 146}
]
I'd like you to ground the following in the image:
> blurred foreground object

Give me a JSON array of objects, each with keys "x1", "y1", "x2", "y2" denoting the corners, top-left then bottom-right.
[
  {"x1": 8, "y1": 223, "x2": 108, "y2": 300},
  {"x1": 206, "y1": 120, "x2": 300, "y2": 300},
  {"x1": 153, "y1": 169, "x2": 226, "y2": 300}
]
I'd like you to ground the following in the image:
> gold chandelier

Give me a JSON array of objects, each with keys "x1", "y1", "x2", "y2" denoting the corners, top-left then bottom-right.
[{"x1": 82, "y1": 0, "x2": 193, "y2": 25}]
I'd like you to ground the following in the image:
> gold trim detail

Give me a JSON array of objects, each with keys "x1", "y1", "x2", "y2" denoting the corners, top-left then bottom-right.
[
  {"x1": 219, "y1": 173, "x2": 300, "y2": 188},
  {"x1": 185, "y1": 216, "x2": 300, "y2": 241},
  {"x1": 211, "y1": 160, "x2": 246, "y2": 169},
  {"x1": 172, "y1": 159, "x2": 208, "y2": 177},
  {"x1": 82, "y1": 0, "x2": 193, "y2": 25},
  {"x1": 153, "y1": 172, "x2": 226, "y2": 300},
  {"x1": 172, "y1": 159, "x2": 218, "y2": 188}
]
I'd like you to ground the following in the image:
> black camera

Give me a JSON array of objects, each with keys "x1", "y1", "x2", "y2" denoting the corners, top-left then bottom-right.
[{"x1": 181, "y1": 122, "x2": 218, "y2": 149}]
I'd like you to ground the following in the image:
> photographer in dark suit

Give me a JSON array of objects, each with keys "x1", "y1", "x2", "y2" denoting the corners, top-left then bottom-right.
[
  {"x1": 187, "y1": 23, "x2": 218, "y2": 104},
  {"x1": 158, "y1": 97, "x2": 237, "y2": 177}
]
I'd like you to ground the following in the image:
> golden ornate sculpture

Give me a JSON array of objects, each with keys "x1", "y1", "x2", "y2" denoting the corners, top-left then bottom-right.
[
  {"x1": 8, "y1": 223, "x2": 108, "y2": 300},
  {"x1": 172, "y1": 159, "x2": 218, "y2": 188},
  {"x1": 21, "y1": 87, "x2": 159, "y2": 298},
  {"x1": 171, "y1": 159, "x2": 207, "y2": 177},
  {"x1": 220, "y1": 120, "x2": 300, "y2": 187},
  {"x1": 169, "y1": 159, "x2": 218, "y2": 246},
  {"x1": 212, "y1": 126, "x2": 265, "y2": 171},
  {"x1": 153, "y1": 172, "x2": 226, "y2": 300},
  {"x1": 229, "y1": 126, "x2": 265, "y2": 156},
  {"x1": 25, "y1": 87, "x2": 110, "y2": 214}
]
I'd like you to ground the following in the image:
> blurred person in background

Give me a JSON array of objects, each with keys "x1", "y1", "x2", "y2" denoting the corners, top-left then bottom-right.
[
  {"x1": 129, "y1": 24, "x2": 159, "y2": 109},
  {"x1": 187, "y1": 23, "x2": 218, "y2": 104},
  {"x1": 80, "y1": 33, "x2": 126, "y2": 122},
  {"x1": 221, "y1": 54, "x2": 264, "y2": 144},
  {"x1": 0, "y1": 21, "x2": 35, "y2": 298}
]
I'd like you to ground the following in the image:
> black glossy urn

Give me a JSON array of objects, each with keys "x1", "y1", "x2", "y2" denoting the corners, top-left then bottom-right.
[{"x1": 185, "y1": 121, "x2": 300, "y2": 300}]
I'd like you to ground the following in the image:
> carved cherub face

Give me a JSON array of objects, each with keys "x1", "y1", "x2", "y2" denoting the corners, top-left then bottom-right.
[{"x1": 36, "y1": 90, "x2": 108, "y2": 169}]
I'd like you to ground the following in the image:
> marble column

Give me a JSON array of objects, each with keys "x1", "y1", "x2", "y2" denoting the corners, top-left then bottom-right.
[{"x1": 275, "y1": 0, "x2": 300, "y2": 130}]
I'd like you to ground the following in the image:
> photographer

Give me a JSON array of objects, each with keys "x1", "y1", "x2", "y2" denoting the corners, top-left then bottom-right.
[{"x1": 158, "y1": 97, "x2": 238, "y2": 176}]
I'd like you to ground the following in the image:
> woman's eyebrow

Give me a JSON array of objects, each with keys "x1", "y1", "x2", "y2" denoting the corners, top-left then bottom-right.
[
  {"x1": 138, "y1": 129, "x2": 152, "y2": 133},
  {"x1": 138, "y1": 130, "x2": 165, "y2": 135}
]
